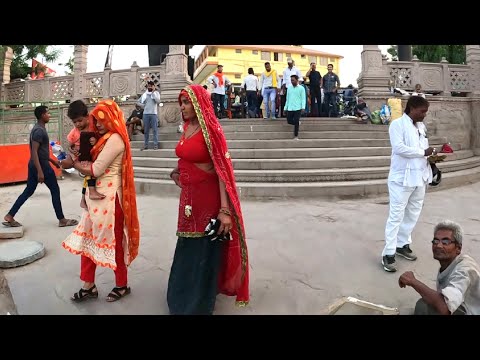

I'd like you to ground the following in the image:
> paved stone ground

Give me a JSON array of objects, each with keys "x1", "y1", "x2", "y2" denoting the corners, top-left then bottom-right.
[{"x1": 1, "y1": 173, "x2": 480, "y2": 315}]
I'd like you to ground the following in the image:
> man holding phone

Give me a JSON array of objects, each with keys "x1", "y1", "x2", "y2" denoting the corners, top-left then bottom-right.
[{"x1": 137, "y1": 80, "x2": 161, "y2": 150}]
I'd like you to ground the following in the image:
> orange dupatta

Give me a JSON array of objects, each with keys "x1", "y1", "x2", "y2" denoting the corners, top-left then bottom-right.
[{"x1": 89, "y1": 100, "x2": 140, "y2": 265}]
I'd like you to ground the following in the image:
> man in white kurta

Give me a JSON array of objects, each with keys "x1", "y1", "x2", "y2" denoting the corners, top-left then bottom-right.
[{"x1": 382, "y1": 96, "x2": 435, "y2": 272}]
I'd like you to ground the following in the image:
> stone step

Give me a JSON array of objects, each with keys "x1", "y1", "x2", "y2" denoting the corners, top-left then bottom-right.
[
  {"x1": 131, "y1": 137, "x2": 449, "y2": 150},
  {"x1": 131, "y1": 144, "x2": 462, "y2": 159},
  {"x1": 219, "y1": 117, "x2": 358, "y2": 125},
  {"x1": 134, "y1": 166, "x2": 480, "y2": 199},
  {"x1": 148, "y1": 123, "x2": 389, "y2": 134},
  {"x1": 133, "y1": 155, "x2": 480, "y2": 182},
  {"x1": 135, "y1": 130, "x2": 391, "y2": 141},
  {"x1": 132, "y1": 150, "x2": 472, "y2": 170}
]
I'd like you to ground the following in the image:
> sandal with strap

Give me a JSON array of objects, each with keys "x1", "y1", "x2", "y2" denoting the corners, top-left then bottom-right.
[
  {"x1": 71, "y1": 285, "x2": 98, "y2": 302},
  {"x1": 106, "y1": 286, "x2": 131, "y2": 302}
]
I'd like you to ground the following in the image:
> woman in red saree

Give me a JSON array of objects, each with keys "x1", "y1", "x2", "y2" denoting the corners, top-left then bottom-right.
[
  {"x1": 168, "y1": 84, "x2": 249, "y2": 314},
  {"x1": 61, "y1": 99, "x2": 140, "y2": 302}
]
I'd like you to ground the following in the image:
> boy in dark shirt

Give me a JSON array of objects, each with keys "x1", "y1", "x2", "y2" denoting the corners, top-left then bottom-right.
[{"x1": 3, "y1": 106, "x2": 78, "y2": 228}]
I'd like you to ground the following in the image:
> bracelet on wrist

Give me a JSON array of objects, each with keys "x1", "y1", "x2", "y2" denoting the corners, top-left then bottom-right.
[{"x1": 219, "y1": 207, "x2": 231, "y2": 216}]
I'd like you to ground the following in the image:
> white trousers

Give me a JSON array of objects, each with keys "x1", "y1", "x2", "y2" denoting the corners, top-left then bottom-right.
[{"x1": 383, "y1": 181, "x2": 426, "y2": 256}]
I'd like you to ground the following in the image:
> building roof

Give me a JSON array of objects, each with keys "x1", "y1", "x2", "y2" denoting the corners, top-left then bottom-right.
[{"x1": 209, "y1": 45, "x2": 343, "y2": 59}]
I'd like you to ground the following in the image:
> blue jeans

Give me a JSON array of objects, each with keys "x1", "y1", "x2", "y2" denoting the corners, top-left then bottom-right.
[
  {"x1": 8, "y1": 161, "x2": 64, "y2": 220},
  {"x1": 262, "y1": 88, "x2": 277, "y2": 118},
  {"x1": 143, "y1": 114, "x2": 158, "y2": 148}
]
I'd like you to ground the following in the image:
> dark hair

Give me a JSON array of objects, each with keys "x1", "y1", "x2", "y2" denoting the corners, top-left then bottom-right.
[
  {"x1": 203, "y1": 84, "x2": 208, "y2": 89},
  {"x1": 328, "y1": 64, "x2": 334, "y2": 68},
  {"x1": 67, "y1": 99, "x2": 88, "y2": 120},
  {"x1": 217, "y1": 64, "x2": 223, "y2": 68},
  {"x1": 405, "y1": 95, "x2": 429, "y2": 114},
  {"x1": 34, "y1": 105, "x2": 48, "y2": 120},
  {"x1": 147, "y1": 81, "x2": 155, "y2": 86},
  {"x1": 264, "y1": 62, "x2": 270, "y2": 66},
  {"x1": 290, "y1": 74, "x2": 299, "y2": 80},
  {"x1": 248, "y1": 67, "x2": 254, "y2": 75}
]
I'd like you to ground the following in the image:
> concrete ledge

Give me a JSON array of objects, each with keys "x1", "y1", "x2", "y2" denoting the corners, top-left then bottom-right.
[
  {"x1": 0, "y1": 225, "x2": 24, "y2": 239},
  {"x1": 0, "y1": 240, "x2": 45, "y2": 268}
]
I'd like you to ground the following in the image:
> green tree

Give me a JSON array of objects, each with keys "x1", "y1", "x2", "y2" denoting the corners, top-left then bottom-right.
[
  {"x1": 1, "y1": 45, "x2": 62, "y2": 80},
  {"x1": 387, "y1": 45, "x2": 398, "y2": 61},
  {"x1": 58, "y1": 55, "x2": 74, "y2": 75},
  {"x1": 387, "y1": 45, "x2": 466, "y2": 64}
]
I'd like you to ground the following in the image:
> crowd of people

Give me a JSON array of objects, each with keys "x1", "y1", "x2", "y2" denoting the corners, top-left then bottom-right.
[{"x1": 2, "y1": 81, "x2": 480, "y2": 315}]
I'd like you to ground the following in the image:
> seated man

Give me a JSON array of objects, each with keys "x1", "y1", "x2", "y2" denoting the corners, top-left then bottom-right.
[
  {"x1": 126, "y1": 104, "x2": 144, "y2": 140},
  {"x1": 399, "y1": 220, "x2": 480, "y2": 315}
]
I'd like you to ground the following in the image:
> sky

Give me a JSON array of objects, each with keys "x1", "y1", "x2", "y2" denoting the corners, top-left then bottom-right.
[{"x1": 48, "y1": 45, "x2": 391, "y2": 86}]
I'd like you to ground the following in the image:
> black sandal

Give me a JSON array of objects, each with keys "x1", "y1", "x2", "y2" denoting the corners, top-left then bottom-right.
[
  {"x1": 106, "y1": 286, "x2": 131, "y2": 302},
  {"x1": 71, "y1": 285, "x2": 98, "y2": 302}
]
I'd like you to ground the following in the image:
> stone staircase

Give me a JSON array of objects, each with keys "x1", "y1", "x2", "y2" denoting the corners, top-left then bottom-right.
[{"x1": 132, "y1": 118, "x2": 480, "y2": 199}]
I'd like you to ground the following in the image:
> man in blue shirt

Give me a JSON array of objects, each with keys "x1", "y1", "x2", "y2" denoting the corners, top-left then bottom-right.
[{"x1": 284, "y1": 75, "x2": 306, "y2": 140}]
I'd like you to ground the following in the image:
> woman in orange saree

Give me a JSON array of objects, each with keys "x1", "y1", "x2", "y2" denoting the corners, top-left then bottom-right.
[
  {"x1": 168, "y1": 85, "x2": 249, "y2": 314},
  {"x1": 61, "y1": 99, "x2": 140, "y2": 303}
]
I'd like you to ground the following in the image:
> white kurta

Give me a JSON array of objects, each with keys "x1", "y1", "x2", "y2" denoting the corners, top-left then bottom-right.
[{"x1": 383, "y1": 114, "x2": 432, "y2": 256}]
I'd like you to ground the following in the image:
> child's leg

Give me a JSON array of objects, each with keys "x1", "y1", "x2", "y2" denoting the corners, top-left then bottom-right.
[
  {"x1": 80, "y1": 183, "x2": 88, "y2": 209},
  {"x1": 87, "y1": 177, "x2": 105, "y2": 200}
]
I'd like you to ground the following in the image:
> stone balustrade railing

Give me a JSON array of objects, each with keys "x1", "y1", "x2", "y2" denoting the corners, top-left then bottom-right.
[
  {"x1": 387, "y1": 59, "x2": 472, "y2": 95},
  {"x1": 1, "y1": 64, "x2": 166, "y2": 104}
]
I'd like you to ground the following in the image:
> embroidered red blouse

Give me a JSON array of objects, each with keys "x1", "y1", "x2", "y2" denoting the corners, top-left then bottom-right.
[{"x1": 175, "y1": 129, "x2": 220, "y2": 237}]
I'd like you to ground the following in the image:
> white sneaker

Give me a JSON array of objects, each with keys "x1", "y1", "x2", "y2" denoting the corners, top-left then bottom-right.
[{"x1": 293, "y1": 136, "x2": 299, "y2": 140}]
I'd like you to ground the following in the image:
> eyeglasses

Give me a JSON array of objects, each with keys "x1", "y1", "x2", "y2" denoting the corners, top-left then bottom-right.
[{"x1": 431, "y1": 239, "x2": 456, "y2": 245}]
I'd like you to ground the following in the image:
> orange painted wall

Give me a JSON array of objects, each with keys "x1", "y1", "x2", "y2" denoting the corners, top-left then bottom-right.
[{"x1": 0, "y1": 144, "x2": 62, "y2": 185}]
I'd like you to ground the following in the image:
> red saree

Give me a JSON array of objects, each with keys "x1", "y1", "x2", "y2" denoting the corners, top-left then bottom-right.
[{"x1": 179, "y1": 85, "x2": 249, "y2": 305}]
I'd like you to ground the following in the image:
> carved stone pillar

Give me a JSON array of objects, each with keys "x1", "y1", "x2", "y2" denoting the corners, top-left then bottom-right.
[
  {"x1": 73, "y1": 45, "x2": 88, "y2": 101},
  {"x1": 158, "y1": 45, "x2": 192, "y2": 127},
  {"x1": 466, "y1": 45, "x2": 480, "y2": 97},
  {"x1": 0, "y1": 47, "x2": 14, "y2": 85},
  {"x1": 357, "y1": 45, "x2": 391, "y2": 109},
  {"x1": 0, "y1": 47, "x2": 14, "y2": 103},
  {"x1": 466, "y1": 46, "x2": 480, "y2": 154}
]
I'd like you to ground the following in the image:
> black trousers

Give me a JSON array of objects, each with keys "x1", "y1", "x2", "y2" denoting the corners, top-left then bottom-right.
[{"x1": 287, "y1": 110, "x2": 301, "y2": 136}]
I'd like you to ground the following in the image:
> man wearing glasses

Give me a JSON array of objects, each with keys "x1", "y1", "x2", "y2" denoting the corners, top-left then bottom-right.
[{"x1": 399, "y1": 220, "x2": 480, "y2": 315}]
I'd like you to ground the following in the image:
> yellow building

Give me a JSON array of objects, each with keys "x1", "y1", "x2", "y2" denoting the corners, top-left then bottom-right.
[{"x1": 193, "y1": 45, "x2": 343, "y2": 87}]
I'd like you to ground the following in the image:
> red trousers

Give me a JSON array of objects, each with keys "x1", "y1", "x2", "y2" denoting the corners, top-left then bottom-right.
[{"x1": 80, "y1": 196, "x2": 127, "y2": 287}]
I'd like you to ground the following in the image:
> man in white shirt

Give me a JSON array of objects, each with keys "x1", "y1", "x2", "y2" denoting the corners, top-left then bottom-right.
[
  {"x1": 137, "y1": 80, "x2": 161, "y2": 150},
  {"x1": 399, "y1": 220, "x2": 480, "y2": 315},
  {"x1": 281, "y1": 58, "x2": 303, "y2": 118},
  {"x1": 208, "y1": 65, "x2": 231, "y2": 119},
  {"x1": 241, "y1": 67, "x2": 259, "y2": 118},
  {"x1": 382, "y1": 95, "x2": 436, "y2": 272}
]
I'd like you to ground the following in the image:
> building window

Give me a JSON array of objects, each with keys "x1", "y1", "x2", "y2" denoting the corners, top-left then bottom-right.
[
  {"x1": 301, "y1": 54, "x2": 306, "y2": 59},
  {"x1": 235, "y1": 74, "x2": 241, "y2": 79},
  {"x1": 235, "y1": 49, "x2": 242, "y2": 53},
  {"x1": 286, "y1": 53, "x2": 291, "y2": 58},
  {"x1": 252, "y1": 50, "x2": 258, "y2": 55},
  {"x1": 319, "y1": 56, "x2": 327, "y2": 66},
  {"x1": 273, "y1": 52, "x2": 283, "y2": 62},
  {"x1": 261, "y1": 51, "x2": 271, "y2": 61},
  {"x1": 309, "y1": 55, "x2": 317, "y2": 64}
]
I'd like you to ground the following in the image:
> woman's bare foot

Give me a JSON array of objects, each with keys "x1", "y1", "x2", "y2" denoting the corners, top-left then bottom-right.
[
  {"x1": 89, "y1": 187, "x2": 106, "y2": 200},
  {"x1": 80, "y1": 195, "x2": 88, "y2": 209}
]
